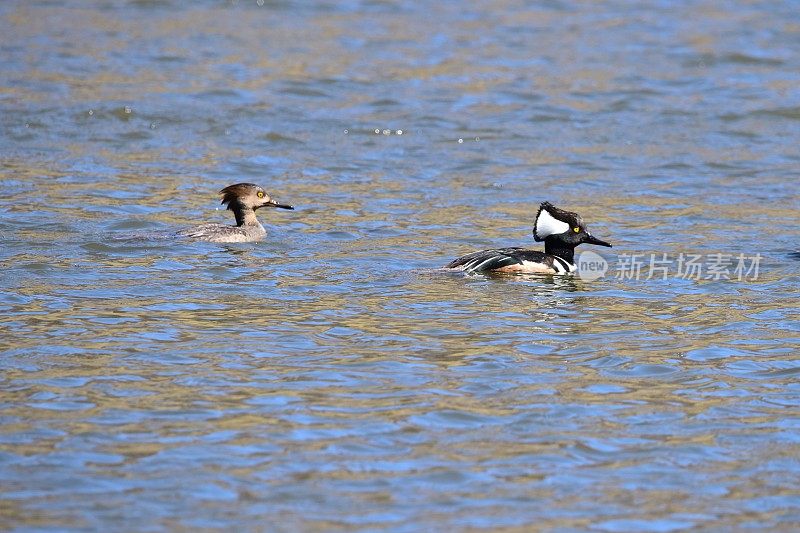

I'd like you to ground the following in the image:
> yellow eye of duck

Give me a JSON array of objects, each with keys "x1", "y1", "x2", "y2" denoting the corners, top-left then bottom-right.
[
  {"x1": 574, "y1": 227, "x2": 580, "y2": 233},
  {"x1": 257, "y1": 191, "x2": 265, "y2": 198}
]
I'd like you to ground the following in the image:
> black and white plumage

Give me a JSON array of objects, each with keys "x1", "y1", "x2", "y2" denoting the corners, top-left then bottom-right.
[
  {"x1": 446, "y1": 247, "x2": 576, "y2": 274},
  {"x1": 178, "y1": 183, "x2": 293, "y2": 243},
  {"x1": 445, "y1": 201, "x2": 611, "y2": 275}
]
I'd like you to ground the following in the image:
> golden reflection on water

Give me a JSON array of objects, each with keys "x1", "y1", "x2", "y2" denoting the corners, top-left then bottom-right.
[{"x1": 2, "y1": 0, "x2": 800, "y2": 530}]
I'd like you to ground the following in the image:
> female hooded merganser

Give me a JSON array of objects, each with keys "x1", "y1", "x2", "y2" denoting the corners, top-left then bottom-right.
[
  {"x1": 445, "y1": 201, "x2": 612, "y2": 274},
  {"x1": 178, "y1": 183, "x2": 294, "y2": 243}
]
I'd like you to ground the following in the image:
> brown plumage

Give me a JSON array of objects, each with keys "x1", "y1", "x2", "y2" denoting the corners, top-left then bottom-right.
[{"x1": 178, "y1": 183, "x2": 294, "y2": 243}]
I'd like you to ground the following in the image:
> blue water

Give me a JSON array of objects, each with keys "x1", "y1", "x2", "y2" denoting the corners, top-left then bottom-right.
[{"x1": 1, "y1": 0, "x2": 799, "y2": 530}]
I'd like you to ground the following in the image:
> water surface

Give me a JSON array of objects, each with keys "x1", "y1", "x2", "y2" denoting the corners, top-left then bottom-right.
[{"x1": 1, "y1": 0, "x2": 800, "y2": 530}]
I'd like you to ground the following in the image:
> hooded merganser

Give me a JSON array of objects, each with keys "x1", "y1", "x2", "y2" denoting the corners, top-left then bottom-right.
[
  {"x1": 445, "y1": 201, "x2": 612, "y2": 274},
  {"x1": 178, "y1": 183, "x2": 294, "y2": 243}
]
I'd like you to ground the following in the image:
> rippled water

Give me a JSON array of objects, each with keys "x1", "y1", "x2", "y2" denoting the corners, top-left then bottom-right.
[{"x1": 2, "y1": 0, "x2": 800, "y2": 530}]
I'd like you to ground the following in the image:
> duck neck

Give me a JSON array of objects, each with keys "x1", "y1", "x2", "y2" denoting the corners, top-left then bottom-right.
[
  {"x1": 544, "y1": 238, "x2": 576, "y2": 265},
  {"x1": 229, "y1": 201, "x2": 260, "y2": 227}
]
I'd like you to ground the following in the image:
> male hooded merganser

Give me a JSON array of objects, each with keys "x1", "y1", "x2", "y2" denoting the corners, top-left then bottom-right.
[
  {"x1": 445, "y1": 201, "x2": 612, "y2": 274},
  {"x1": 178, "y1": 183, "x2": 294, "y2": 243}
]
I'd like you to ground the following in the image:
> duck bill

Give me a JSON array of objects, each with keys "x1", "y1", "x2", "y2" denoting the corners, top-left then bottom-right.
[
  {"x1": 584, "y1": 234, "x2": 612, "y2": 247},
  {"x1": 267, "y1": 201, "x2": 294, "y2": 210}
]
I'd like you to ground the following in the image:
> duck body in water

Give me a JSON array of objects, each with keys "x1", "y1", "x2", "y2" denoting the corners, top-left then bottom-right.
[
  {"x1": 178, "y1": 183, "x2": 294, "y2": 243},
  {"x1": 445, "y1": 201, "x2": 612, "y2": 275}
]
